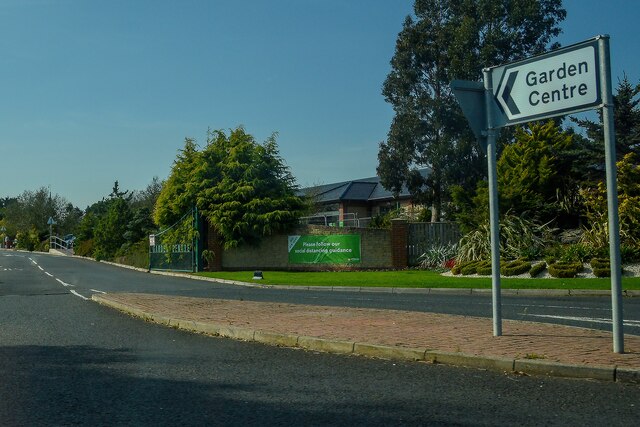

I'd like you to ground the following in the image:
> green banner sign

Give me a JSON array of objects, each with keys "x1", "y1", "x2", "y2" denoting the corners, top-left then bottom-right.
[{"x1": 288, "y1": 235, "x2": 361, "y2": 264}]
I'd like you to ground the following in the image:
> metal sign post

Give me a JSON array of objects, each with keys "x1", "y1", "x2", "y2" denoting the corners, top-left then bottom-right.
[
  {"x1": 599, "y1": 37, "x2": 624, "y2": 353},
  {"x1": 483, "y1": 68, "x2": 502, "y2": 337},
  {"x1": 452, "y1": 35, "x2": 624, "y2": 352}
]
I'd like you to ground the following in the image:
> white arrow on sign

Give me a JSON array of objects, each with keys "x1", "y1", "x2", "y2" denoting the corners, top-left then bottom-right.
[{"x1": 493, "y1": 40, "x2": 601, "y2": 125}]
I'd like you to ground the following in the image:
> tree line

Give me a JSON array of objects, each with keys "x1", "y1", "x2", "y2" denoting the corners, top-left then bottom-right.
[
  {"x1": 2, "y1": 0, "x2": 639, "y2": 266},
  {"x1": 0, "y1": 128, "x2": 306, "y2": 267},
  {"x1": 378, "y1": 0, "x2": 640, "y2": 261}
]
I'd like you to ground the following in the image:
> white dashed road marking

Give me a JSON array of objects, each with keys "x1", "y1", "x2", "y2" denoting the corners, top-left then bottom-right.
[
  {"x1": 70, "y1": 290, "x2": 89, "y2": 300},
  {"x1": 56, "y1": 278, "x2": 74, "y2": 287}
]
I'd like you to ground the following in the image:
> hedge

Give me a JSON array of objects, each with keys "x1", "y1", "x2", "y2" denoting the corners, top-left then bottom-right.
[
  {"x1": 529, "y1": 262, "x2": 547, "y2": 277},
  {"x1": 500, "y1": 259, "x2": 532, "y2": 276},
  {"x1": 548, "y1": 261, "x2": 584, "y2": 278}
]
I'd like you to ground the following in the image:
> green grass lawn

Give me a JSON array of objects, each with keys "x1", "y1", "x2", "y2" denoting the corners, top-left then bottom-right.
[{"x1": 195, "y1": 270, "x2": 640, "y2": 290}]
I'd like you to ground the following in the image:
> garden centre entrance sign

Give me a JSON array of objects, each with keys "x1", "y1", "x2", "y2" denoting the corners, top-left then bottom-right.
[
  {"x1": 288, "y1": 235, "x2": 361, "y2": 264},
  {"x1": 492, "y1": 39, "x2": 600, "y2": 125},
  {"x1": 452, "y1": 35, "x2": 624, "y2": 353}
]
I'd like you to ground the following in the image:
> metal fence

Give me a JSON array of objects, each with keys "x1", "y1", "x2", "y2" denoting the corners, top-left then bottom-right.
[
  {"x1": 407, "y1": 222, "x2": 462, "y2": 266},
  {"x1": 299, "y1": 212, "x2": 371, "y2": 228},
  {"x1": 149, "y1": 208, "x2": 200, "y2": 272}
]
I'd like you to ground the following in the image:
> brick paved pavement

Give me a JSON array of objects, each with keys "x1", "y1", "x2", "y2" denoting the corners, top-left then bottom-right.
[{"x1": 97, "y1": 293, "x2": 640, "y2": 369}]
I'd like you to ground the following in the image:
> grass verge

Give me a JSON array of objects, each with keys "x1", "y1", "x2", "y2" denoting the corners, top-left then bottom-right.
[{"x1": 195, "y1": 270, "x2": 640, "y2": 290}]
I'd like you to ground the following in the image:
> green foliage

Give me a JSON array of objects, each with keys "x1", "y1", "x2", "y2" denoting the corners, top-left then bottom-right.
[
  {"x1": 131, "y1": 176, "x2": 164, "y2": 212},
  {"x1": 589, "y1": 258, "x2": 624, "y2": 278},
  {"x1": 548, "y1": 261, "x2": 583, "y2": 278},
  {"x1": 621, "y1": 245, "x2": 640, "y2": 263},
  {"x1": 201, "y1": 249, "x2": 216, "y2": 270},
  {"x1": 197, "y1": 269, "x2": 640, "y2": 290},
  {"x1": 456, "y1": 226, "x2": 491, "y2": 262},
  {"x1": 557, "y1": 243, "x2": 595, "y2": 263},
  {"x1": 15, "y1": 227, "x2": 40, "y2": 251},
  {"x1": 580, "y1": 152, "x2": 640, "y2": 247},
  {"x1": 378, "y1": 1, "x2": 566, "y2": 221},
  {"x1": 74, "y1": 239, "x2": 94, "y2": 257},
  {"x1": 590, "y1": 258, "x2": 610, "y2": 269},
  {"x1": 529, "y1": 262, "x2": 547, "y2": 277},
  {"x1": 572, "y1": 75, "x2": 640, "y2": 162},
  {"x1": 154, "y1": 138, "x2": 202, "y2": 228},
  {"x1": 73, "y1": 178, "x2": 181, "y2": 260},
  {"x1": 94, "y1": 197, "x2": 132, "y2": 260},
  {"x1": 498, "y1": 122, "x2": 575, "y2": 223},
  {"x1": 113, "y1": 239, "x2": 150, "y2": 269},
  {"x1": 155, "y1": 127, "x2": 306, "y2": 250},
  {"x1": 475, "y1": 260, "x2": 493, "y2": 276},
  {"x1": 501, "y1": 259, "x2": 532, "y2": 276},
  {"x1": 460, "y1": 260, "x2": 482, "y2": 275},
  {"x1": 2, "y1": 187, "x2": 79, "y2": 245},
  {"x1": 592, "y1": 267, "x2": 611, "y2": 278},
  {"x1": 418, "y1": 243, "x2": 457, "y2": 269},
  {"x1": 368, "y1": 208, "x2": 405, "y2": 229},
  {"x1": 456, "y1": 214, "x2": 551, "y2": 262},
  {"x1": 453, "y1": 122, "x2": 583, "y2": 230},
  {"x1": 451, "y1": 259, "x2": 491, "y2": 276}
]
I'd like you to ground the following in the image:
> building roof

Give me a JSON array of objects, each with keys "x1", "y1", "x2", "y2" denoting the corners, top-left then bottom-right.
[{"x1": 299, "y1": 168, "x2": 430, "y2": 204}]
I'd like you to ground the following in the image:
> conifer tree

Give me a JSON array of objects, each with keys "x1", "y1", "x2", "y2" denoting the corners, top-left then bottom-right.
[{"x1": 379, "y1": 0, "x2": 566, "y2": 221}]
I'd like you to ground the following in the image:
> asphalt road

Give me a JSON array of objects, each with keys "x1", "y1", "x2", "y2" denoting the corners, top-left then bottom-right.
[
  {"x1": 4, "y1": 250, "x2": 640, "y2": 335},
  {"x1": 1, "y1": 251, "x2": 639, "y2": 425}
]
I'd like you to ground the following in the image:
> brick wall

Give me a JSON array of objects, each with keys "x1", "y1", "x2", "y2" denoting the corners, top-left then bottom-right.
[{"x1": 215, "y1": 224, "x2": 395, "y2": 271}]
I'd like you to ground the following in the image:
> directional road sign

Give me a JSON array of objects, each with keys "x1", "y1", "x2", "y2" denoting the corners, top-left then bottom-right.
[{"x1": 490, "y1": 39, "x2": 601, "y2": 127}]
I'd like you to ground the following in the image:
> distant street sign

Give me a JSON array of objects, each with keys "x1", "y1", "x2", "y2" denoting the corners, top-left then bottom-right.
[{"x1": 490, "y1": 39, "x2": 601, "y2": 127}]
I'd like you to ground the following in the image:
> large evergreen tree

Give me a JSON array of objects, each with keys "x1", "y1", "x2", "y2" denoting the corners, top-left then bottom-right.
[
  {"x1": 155, "y1": 127, "x2": 306, "y2": 249},
  {"x1": 572, "y1": 75, "x2": 640, "y2": 164},
  {"x1": 378, "y1": 0, "x2": 566, "y2": 221}
]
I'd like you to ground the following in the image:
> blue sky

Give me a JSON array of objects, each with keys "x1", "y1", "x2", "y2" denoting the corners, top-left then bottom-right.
[{"x1": 1, "y1": 0, "x2": 638, "y2": 209}]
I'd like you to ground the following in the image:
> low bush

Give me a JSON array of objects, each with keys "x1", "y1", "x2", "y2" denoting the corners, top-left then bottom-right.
[
  {"x1": 451, "y1": 261, "x2": 467, "y2": 275},
  {"x1": 451, "y1": 259, "x2": 491, "y2": 275},
  {"x1": 474, "y1": 260, "x2": 492, "y2": 275},
  {"x1": 460, "y1": 260, "x2": 482, "y2": 275},
  {"x1": 500, "y1": 259, "x2": 532, "y2": 276},
  {"x1": 558, "y1": 243, "x2": 594, "y2": 263},
  {"x1": 548, "y1": 261, "x2": 583, "y2": 278},
  {"x1": 593, "y1": 267, "x2": 611, "y2": 278},
  {"x1": 74, "y1": 239, "x2": 95, "y2": 257},
  {"x1": 589, "y1": 258, "x2": 625, "y2": 278},
  {"x1": 114, "y1": 239, "x2": 150, "y2": 269},
  {"x1": 621, "y1": 245, "x2": 640, "y2": 263},
  {"x1": 590, "y1": 258, "x2": 610, "y2": 269},
  {"x1": 529, "y1": 262, "x2": 547, "y2": 277}
]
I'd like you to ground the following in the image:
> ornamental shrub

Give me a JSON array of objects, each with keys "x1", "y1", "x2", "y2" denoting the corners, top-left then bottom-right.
[
  {"x1": 590, "y1": 258, "x2": 610, "y2": 269},
  {"x1": 460, "y1": 260, "x2": 482, "y2": 275},
  {"x1": 475, "y1": 260, "x2": 493, "y2": 276},
  {"x1": 500, "y1": 259, "x2": 532, "y2": 276},
  {"x1": 419, "y1": 243, "x2": 458, "y2": 269},
  {"x1": 529, "y1": 262, "x2": 547, "y2": 277},
  {"x1": 548, "y1": 261, "x2": 583, "y2": 278},
  {"x1": 593, "y1": 267, "x2": 611, "y2": 278}
]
